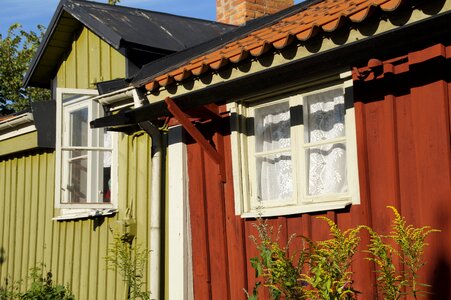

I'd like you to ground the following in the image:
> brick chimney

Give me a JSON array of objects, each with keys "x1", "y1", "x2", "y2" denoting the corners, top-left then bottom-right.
[{"x1": 217, "y1": 0, "x2": 294, "y2": 25}]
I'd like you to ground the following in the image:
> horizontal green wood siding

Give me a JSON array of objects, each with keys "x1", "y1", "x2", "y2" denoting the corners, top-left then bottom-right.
[
  {"x1": 0, "y1": 131, "x2": 39, "y2": 157},
  {"x1": 0, "y1": 132, "x2": 152, "y2": 299}
]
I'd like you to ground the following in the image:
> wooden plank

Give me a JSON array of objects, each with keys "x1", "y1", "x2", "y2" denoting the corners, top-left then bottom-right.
[
  {"x1": 205, "y1": 132, "x2": 230, "y2": 299},
  {"x1": 88, "y1": 222, "x2": 100, "y2": 300},
  {"x1": 76, "y1": 28, "x2": 89, "y2": 89},
  {"x1": 187, "y1": 146, "x2": 212, "y2": 299},
  {"x1": 100, "y1": 41, "x2": 112, "y2": 82},
  {"x1": 0, "y1": 131, "x2": 38, "y2": 157},
  {"x1": 30, "y1": 155, "x2": 40, "y2": 267},
  {"x1": 22, "y1": 155, "x2": 33, "y2": 286},
  {"x1": 13, "y1": 157, "x2": 24, "y2": 285},
  {"x1": 166, "y1": 97, "x2": 221, "y2": 165},
  {"x1": 360, "y1": 98, "x2": 398, "y2": 235},
  {"x1": 0, "y1": 160, "x2": 9, "y2": 281},
  {"x1": 409, "y1": 79, "x2": 451, "y2": 297},
  {"x1": 222, "y1": 124, "x2": 248, "y2": 300},
  {"x1": 88, "y1": 30, "x2": 101, "y2": 87},
  {"x1": 65, "y1": 36, "x2": 77, "y2": 88},
  {"x1": 79, "y1": 221, "x2": 91, "y2": 299},
  {"x1": 57, "y1": 55, "x2": 67, "y2": 88},
  {"x1": 44, "y1": 152, "x2": 56, "y2": 272},
  {"x1": 353, "y1": 97, "x2": 378, "y2": 298},
  {"x1": 110, "y1": 47, "x2": 125, "y2": 80},
  {"x1": 135, "y1": 135, "x2": 150, "y2": 292}
]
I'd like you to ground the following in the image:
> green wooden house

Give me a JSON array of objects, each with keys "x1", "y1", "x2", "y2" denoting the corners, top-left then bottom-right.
[{"x1": 0, "y1": 1, "x2": 233, "y2": 299}]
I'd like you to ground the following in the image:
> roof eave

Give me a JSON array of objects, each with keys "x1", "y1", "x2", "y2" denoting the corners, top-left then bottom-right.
[{"x1": 23, "y1": 0, "x2": 124, "y2": 89}]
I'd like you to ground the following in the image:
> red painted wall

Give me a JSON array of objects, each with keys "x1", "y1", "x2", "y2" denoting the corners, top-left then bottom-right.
[{"x1": 186, "y1": 43, "x2": 451, "y2": 299}]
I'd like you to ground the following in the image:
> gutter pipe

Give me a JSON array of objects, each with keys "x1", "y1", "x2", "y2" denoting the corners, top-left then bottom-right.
[
  {"x1": 139, "y1": 120, "x2": 163, "y2": 300},
  {"x1": 0, "y1": 113, "x2": 34, "y2": 131}
]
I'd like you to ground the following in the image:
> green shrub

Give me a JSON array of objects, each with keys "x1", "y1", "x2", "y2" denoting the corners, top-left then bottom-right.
[
  {"x1": 248, "y1": 206, "x2": 438, "y2": 300},
  {"x1": 0, "y1": 265, "x2": 74, "y2": 300}
]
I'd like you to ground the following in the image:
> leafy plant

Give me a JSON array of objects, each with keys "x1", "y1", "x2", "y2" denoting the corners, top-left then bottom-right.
[
  {"x1": 304, "y1": 218, "x2": 361, "y2": 300},
  {"x1": 0, "y1": 277, "x2": 22, "y2": 299},
  {"x1": 248, "y1": 207, "x2": 438, "y2": 300},
  {"x1": 248, "y1": 219, "x2": 311, "y2": 300},
  {"x1": 0, "y1": 265, "x2": 74, "y2": 300},
  {"x1": 105, "y1": 229, "x2": 150, "y2": 300},
  {"x1": 366, "y1": 206, "x2": 440, "y2": 299},
  {"x1": 0, "y1": 24, "x2": 50, "y2": 114}
]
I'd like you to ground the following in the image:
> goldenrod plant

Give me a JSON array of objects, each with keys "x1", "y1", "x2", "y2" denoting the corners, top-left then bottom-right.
[
  {"x1": 303, "y1": 218, "x2": 362, "y2": 300},
  {"x1": 105, "y1": 230, "x2": 150, "y2": 300},
  {"x1": 247, "y1": 219, "x2": 311, "y2": 299},
  {"x1": 248, "y1": 207, "x2": 438, "y2": 300},
  {"x1": 366, "y1": 206, "x2": 440, "y2": 299}
]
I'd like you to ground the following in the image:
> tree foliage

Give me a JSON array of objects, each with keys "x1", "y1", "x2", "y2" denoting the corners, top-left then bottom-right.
[{"x1": 0, "y1": 24, "x2": 50, "y2": 115}]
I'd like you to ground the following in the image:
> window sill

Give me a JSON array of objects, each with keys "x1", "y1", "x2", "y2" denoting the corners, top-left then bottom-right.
[
  {"x1": 53, "y1": 208, "x2": 118, "y2": 221},
  {"x1": 240, "y1": 201, "x2": 353, "y2": 218}
]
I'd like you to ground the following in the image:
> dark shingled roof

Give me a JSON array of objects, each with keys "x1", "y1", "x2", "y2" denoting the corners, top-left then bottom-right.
[{"x1": 24, "y1": 0, "x2": 235, "y2": 88}]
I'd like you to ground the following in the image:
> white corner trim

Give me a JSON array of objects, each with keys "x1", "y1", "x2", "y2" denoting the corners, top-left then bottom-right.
[
  {"x1": 167, "y1": 126, "x2": 193, "y2": 300},
  {"x1": 52, "y1": 208, "x2": 118, "y2": 221}
]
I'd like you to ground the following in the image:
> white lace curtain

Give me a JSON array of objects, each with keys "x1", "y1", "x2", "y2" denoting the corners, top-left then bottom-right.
[
  {"x1": 253, "y1": 90, "x2": 347, "y2": 203},
  {"x1": 305, "y1": 90, "x2": 347, "y2": 196},
  {"x1": 254, "y1": 102, "x2": 292, "y2": 202}
]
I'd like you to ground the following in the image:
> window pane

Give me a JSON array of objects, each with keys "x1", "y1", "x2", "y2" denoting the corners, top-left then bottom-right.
[
  {"x1": 256, "y1": 152, "x2": 292, "y2": 202},
  {"x1": 305, "y1": 89, "x2": 345, "y2": 143},
  {"x1": 254, "y1": 102, "x2": 290, "y2": 153},
  {"x1": 67, "y1": 151, "x2": 88, "y2": 203},
  {"x1": 306, "y1": 143, "x2": 347, "y2": 196},
  {"x1": 69, "y1": 107, "x2": 88, "y2": 147},
  {"x1": 102, "y1": 131, "x2": 112, "y2": 202}
]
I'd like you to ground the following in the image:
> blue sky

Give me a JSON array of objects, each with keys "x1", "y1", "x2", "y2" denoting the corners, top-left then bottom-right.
[
  {"x1": 0, "y1": 0, "x2": 303, "y2": 37},
  {"x1": 0, "y1": 0, "x2": 219, "y2": 37}
]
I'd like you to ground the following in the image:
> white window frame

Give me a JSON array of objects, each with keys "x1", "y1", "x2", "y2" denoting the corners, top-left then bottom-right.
[
  {"x1": 229, "y1": 75, "x2": 360, "y2": 217},
  {"x1": 55, "y1": 88, "x2": 118, "y2": 212}
]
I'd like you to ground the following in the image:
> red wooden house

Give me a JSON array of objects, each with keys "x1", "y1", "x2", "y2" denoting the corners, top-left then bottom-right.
[{"x1": 92, "y1": 0, "x2": 451, "y2": 298}]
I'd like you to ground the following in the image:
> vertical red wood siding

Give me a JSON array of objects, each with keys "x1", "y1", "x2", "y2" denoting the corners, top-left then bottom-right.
[
  {"x1": 187, "y1": 117, "x2": 248, "y2": 300},
  {"x1": 186, "y1": 43, "x2": 451, "y2": 299}
]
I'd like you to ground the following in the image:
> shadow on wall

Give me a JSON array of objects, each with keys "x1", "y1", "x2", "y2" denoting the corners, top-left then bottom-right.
[
  {"x1": 431, "y1": 204, "x2": 451, "y2": 299},
  {"x1": 432, "y1": 254, "x2": 450, "y2": 300},
  {"x1": 0, "y1": 247, "x2": 5, "y2": 265}
]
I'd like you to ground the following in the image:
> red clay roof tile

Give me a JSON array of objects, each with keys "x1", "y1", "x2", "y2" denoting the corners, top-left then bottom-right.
[{"x1": 144, "y1": 0, "x2": 404, "y2": 91}]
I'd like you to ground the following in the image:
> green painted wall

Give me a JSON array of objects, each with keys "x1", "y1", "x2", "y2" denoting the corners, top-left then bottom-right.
[
  {"x1": 57, "y1": 27, "x2": 126, "y2": 89},
  {"x1": 0, "y1": 133, "x2": 152, "y2": 299},
  {"x1": 0, "y1": 27, "x2": 152, "y2": 300},
  {"x1": 0, "y1": 131, "x2": 38, "y2": 157}
]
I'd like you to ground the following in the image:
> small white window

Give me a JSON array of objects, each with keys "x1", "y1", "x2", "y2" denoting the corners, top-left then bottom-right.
[
  {"x1": 55, "y1": 89, "x2": 117, "y2": 212},
  {"x1": 230, "y1": 78, "x2": 359, "y2": 217}
]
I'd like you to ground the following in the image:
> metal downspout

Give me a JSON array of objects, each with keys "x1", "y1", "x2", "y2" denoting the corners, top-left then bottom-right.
[{"x1": 139, "y1": 120, "x2": 163, "y2": 300}]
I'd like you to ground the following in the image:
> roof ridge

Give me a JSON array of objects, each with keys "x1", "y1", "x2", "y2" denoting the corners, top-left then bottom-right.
[{"x1": 67, "y1": 0, "x2": 236, "y2": 26}]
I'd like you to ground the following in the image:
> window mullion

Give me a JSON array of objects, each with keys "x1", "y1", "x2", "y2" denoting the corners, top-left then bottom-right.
[
  {"x1": 254, "y1": 147, "x2": 291, "y2": 157},
  {"x1": 304, "y1": 136, "x2": 346, "y2": 148}
]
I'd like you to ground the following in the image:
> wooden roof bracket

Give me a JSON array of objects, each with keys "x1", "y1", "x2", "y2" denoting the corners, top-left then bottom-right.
[{"x1": 165, "y1": 97, "x2": 226, "y2": 182}]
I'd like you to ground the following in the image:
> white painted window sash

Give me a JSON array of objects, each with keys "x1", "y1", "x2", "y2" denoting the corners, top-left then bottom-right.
[
  {"x1": 230, "y1": 75, "x2": 360, "y2": 217},
  {"x1": 55, "y1": 88, "x2": 118, "y2": 211}
]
